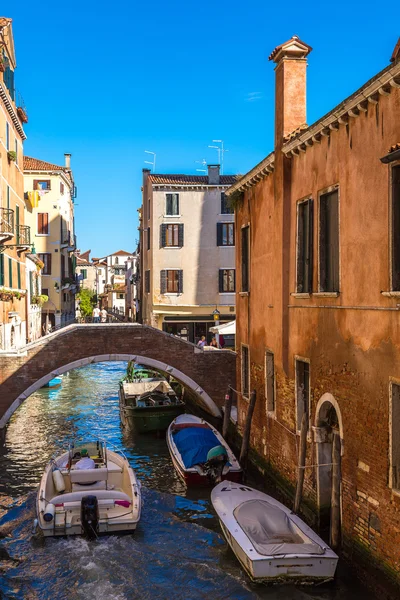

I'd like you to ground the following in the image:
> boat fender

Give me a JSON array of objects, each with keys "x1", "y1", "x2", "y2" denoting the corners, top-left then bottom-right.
[
  {"x1": 206, "y1": 445, "x2": 228, "y2": 463},
  {"x1": 52, "y1": 466, "x2": 66, "y2": 493},
  {"x1": 43, "y1": 502, "x2": 55, "y2": 522}
]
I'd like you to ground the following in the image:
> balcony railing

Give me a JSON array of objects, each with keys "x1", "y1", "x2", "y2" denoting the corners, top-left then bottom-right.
[
  {"x1": 61, "y1": 230, "x2": 76, "y2": 250},
  {"x1": 0, "y1": 208, "x2": 14, "y2": 236},
  {"x1": 16, "y1": 225, "x2": 30, "y2": 246}
]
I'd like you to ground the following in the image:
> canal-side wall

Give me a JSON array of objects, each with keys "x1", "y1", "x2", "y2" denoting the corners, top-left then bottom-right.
[{"x1": 0, "y1": 323, "x2": 236, "y2": 425}]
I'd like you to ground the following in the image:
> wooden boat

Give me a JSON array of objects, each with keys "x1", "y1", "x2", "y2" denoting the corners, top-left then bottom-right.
[
  {"x1": 166, "y1": 414, "x2": 242, "y2": 486},
  {"x1": 35, "y1": 440, "x2": 141, "y2": 537},
  {"x1": 211, "y1": 481, "x2": 338, "y2": 584},
  {"x1": 119, "y1": 364, "x2": 184, "y2": 433}
]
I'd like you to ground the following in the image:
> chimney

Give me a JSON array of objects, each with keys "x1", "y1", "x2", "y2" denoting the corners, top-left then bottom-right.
[
  {"x1": 269, "y1": 36, "x2": 312, "y2": 147},
  {"x1": 208, "y1": 164, "x2": 220, "y2": 185},
  {"x1": 64, "y1": 153, "x2": 71, "y2": 169}
]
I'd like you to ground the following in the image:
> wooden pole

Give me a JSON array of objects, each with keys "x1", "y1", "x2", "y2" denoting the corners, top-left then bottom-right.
[
  {"x1": 330, "y1": 431, "x2": 341, "y2": 550},
  {"x1": 222, "y1": 386, "x2": 233, "y2": 439},
  {"x1": 239, "y1": 390, "x2": 256, "y2": 471},
  {"x1": 293, "y1": 410, "x2": 308, "y2": 513}
]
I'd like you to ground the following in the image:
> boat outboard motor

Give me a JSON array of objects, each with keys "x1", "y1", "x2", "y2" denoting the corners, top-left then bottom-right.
[
  {"x1": 81, "y1": 495, "x2": 99, "y2": 539},
  {"x1": 204, "y1": 445, "x2": 228, "y2": 484}
]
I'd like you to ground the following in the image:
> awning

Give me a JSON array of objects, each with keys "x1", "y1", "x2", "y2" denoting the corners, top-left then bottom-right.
[{"x1": 209, "y1": 320, "x2": 236, "y2": 335}]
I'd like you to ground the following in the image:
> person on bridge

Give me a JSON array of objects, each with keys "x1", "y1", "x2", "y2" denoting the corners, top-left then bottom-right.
[
  {"x1": 197, "y1": 336, "x2": 206, "y2": 348},
  {"x1": 100, "y1": 308, "x2": 107, "y2": 323},
  {"x1": 92, "y1": 306, "x2": 101, "y2": 323}
]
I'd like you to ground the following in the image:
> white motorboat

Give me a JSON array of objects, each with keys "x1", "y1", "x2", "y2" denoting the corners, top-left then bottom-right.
[
  {"x1": 36, "y1": 440, "x2": 141, "y2": 537},
  {"x1": 211, "y1": 481, "x2": 338, "y2": 584}
]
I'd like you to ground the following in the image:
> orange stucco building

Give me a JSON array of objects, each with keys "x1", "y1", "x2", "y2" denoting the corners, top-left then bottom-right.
[{"x1": 227, "y1": 36, "x2": 400, "y2": 587}]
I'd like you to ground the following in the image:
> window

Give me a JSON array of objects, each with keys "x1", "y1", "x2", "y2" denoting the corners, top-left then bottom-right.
[
  {"x1": 148, "y1": 199, "x2": 151, "y2": 220},
  {"x1": 296, "y1": 199, "x2": 313, "y2": 293},
  {"x1": 29, "y1": 271, "x2": 34, "y2": 297},
  {"x1": 115, "y1": 257, "x2": 119, "y2": 265},
  {"x1": 81, "y1": 269, "x2": 87, "y2": 280},
  {"x1": 241, "y1": 226, "x2": 250, "y2": 292},
  {"x1": 160, "y1": 224, "x2": 184, "y2": 247},
  {"x1": 391, "y1": 166, "x2": 400, "y2": 290},
  {"x1": 265, "y1": 351, "x2": 275, "y2": 412},
  {"x1": 319, "y1": 189, "x2": 339, "y2": 292},
  {"x1": 241, "y1": 345, "x2": 250, "y2": 397},
  {"x1": 14, "y1": 139, "x2": 18, "y2": 166},
  {"x1": 5, "y1": 122, "x2": 9, "y2": 150},
  {"x1": 166, "y1": 193, "x2": 179, "y2": 216},
  {"x1": 221, "y1": 192, "x2": 233, "y2": 214},
  {"x1": 7, "y1": 186, "x2": 10, "y2": 209},
  {"x1": 0, "y1": 255, "x2": 5, "y2": 286},
  {"x1": 391, "y1": 382, "x2": 400, "y2": 491},
  {"x1": 33, "y1": 180, "x2": 51, "y2": 191},
  {"x1": 60, "y1": 182, "x2": 65, "y2": 195},
  {"x1": 38, "y1": 253, "x2": 52, "y2": 275},
  {"x1": 147, "y1": 227, "x2": 151, "y2": 250},
  {"x1": 295, "y1": 359, "x2": 310, "y2": 430},
  {"x1": 17, "y1": 263, "x2": 21, "y2": 290},
  {"x1": 8, "y1": 257, "x2": 12, "y2": 288},
  {"x1": 161, "y1": 270, "x2": 183, "y2": 294},
  {"x1": 219, "y1": 269, "x2": 235, "y2": 292},
  {"x1": 145, "y1": 270, "x2": 150, "y2": 293},
  {"x1": 118, "y1": 293, "x2": 124, "y2": 299},
  {"x1": 37, "y1": 213, "x2": 49, "y2": 235},
  {"x1": 217, "y1": 223, "x2": 235, "y2": 246},
  {"x1": 42, "y1": 288, "x2": 49, "y2": 297}
]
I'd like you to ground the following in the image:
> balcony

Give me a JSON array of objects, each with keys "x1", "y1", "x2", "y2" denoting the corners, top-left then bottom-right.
[
  {"x1": 61, "y1": 230, "x2": 76, "y2": 252},
  {"x1": 0, "y1": 208, "x2": 14, "y2": 242},
  {"x1": 16, "y1": 225, "x2": 31, "y2": 250}
]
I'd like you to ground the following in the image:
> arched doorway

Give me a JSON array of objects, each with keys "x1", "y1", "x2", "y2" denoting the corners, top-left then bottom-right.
[{"x1": 314, "y1": 393, "x2": 343, "y2": 547}]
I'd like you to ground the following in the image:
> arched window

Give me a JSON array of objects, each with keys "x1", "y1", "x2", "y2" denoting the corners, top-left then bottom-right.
[{"x1": 115, "y1": 257, "x2": 119, "y2": 265}]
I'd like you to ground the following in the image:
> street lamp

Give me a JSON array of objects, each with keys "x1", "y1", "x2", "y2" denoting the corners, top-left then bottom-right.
[{"x1": 213, "y1": 308, "x2": 220, "y2": 347}]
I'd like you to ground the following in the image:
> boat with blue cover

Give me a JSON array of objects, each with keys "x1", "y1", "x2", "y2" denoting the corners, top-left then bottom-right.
[
  {"x1": 166, "y1": 414, "x2": 242, "y2": 486},
  {"x1": 42, "y1": 375, "x2": 63, "y2": 389}
]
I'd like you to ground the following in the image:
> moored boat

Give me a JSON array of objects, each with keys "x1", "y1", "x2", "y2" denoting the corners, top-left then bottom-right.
[
  {"x1": 211, "y1": 481, "x2": 338, "y2": 584},
  {"x1": 36, "y1": 440, "x2": 141, "y2": 537},
  {"x1": 42, "y1": 375, "x2": 63, "y2": 389},
  {"x1": 166, "y1": 414, "x2": 242, "y2": 486},
  {"x1": 119, "y1": 363, "x2": 184, "y2": 433}
]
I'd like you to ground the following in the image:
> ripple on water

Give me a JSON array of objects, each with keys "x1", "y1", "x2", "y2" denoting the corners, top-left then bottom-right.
[{"x1": 0, "y1": 362, "x2": 376, "y2": 600}]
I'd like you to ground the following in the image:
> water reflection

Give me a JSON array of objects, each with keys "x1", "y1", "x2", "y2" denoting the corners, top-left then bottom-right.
[{"x1": 0, "y1": 362, "x2": 375, "y2": 600}]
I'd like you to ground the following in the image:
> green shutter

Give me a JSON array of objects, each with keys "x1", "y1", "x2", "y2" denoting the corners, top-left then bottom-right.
[
  {"x1": 16, "y1": 205, "x2": 20, "y2": 244},
  {"x1": 0, "y1": 255, "x2": 4, "y2": 286},
  {"x1": 8, "y1": 257, "x2": 12, "y2": 288},
  {"x1": 217, "y1": 223, "x2": 222, "y2": 246},
  {"x1": 219, "y1": 269, "x2": 224, "y2": 292},
  {"x1": 17, "y1": 263, "x2": 21, "y2": 290},
  {"x1": 178, "y1": 224, "x2": 184, "y2": 247}
]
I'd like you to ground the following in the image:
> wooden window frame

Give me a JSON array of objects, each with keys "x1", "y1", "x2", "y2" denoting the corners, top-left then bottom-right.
[
  {"x1": 37, "y1": 212, "x2": 49, "y2": 236},
  {"x1": 38, "y1": 253, "x2": 52, "y2": 275},
  {"x1": 219, "y1": 268, "x2": 235, "y2": 293},
  {"x1": 160, "y1": 269, "x2": 183, "y2": 294},
  {"x1": 145, "y1": 270, "x2": 150, "y2": 294},
  {"x1": 241, "y1": 225, "x2": 250, "y2": 293},
  {"x1": 165, "y1": 193, "x2": 180, "y2": 216},
  {"x1": 33, "y1": 179, "x2": 51, "y2": 191},
  {"x1": 220, "y1": 192, "x2": 233, "y2": 215},
  {"x1": 390, "y1": 164, "x2": 400, "y2": 291},
  {"x1": 217, "y1": 222, "x2": 235, "y2": 247},
  {"x1": 296, "y1": 198, "x2": 313, "y2": 294},
  {"x1": 318, "y1": 185, "x2": 340, "y2": 293},
  {"x1": 389, "y1": 378, "x2": 400, "y2": 493}
]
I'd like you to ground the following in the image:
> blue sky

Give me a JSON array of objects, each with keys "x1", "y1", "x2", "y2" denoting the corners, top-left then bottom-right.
[{"x1": 10, "y1": 1, "x2": 399, "y2": 257}]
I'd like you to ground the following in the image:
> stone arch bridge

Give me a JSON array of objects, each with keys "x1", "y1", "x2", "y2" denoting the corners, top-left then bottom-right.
[{"x1": 0, "y1": 324, "x2": 236, "y2": 428}]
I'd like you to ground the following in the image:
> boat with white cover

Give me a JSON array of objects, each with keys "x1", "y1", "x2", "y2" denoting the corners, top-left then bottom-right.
[
  {"x1": 36, "y1": 440, "x2": 141, "y2": 537},
  {"x1": 211, "y1": 481, "x2": 338, "y2": 584}
]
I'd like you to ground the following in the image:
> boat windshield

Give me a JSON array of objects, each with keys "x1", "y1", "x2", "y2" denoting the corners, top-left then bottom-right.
[
  {"x1": 69, "y1": 441, "x2": 105, "y2": 465},
  {"x1": 233, "y1": 500, "x2": 324, "y2": 556}
]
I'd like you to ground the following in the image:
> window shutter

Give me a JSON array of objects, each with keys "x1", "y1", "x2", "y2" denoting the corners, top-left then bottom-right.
[
  {"x1": 392, "y1": 167, "x2": 400, "y2": 290},
  {"x1": 217, "y1": 223, "x2": 222, "y2": 246},
  {"x1": 160, "y1": 270, "x2": 167, "y2": 294},
  {"x1": 17, "y1": 263, "x2": 21, "y2": 290},
  {"x1": 38, "y1": 213, "x2": 43, "y2": 234},
  {"x1": 219, "y1": 269, "x2": 224, "y2": 292},
  {"x1": 48, "y1": 253, "x2": 52, "y2": 275},
  {"x1": 221, "y1": 193, "x2": 225, "y2": 214},
  {"x1": 0, "y1": 255, "x2": 4, "y2": 286},
  {"x1": 178, "y1": 224, "x2": 184, "y2": 247},
  {"x1": 307, "y1": 199, "x2": 313, "y2": 293},
  {"x1": 160, "y1": 224, "x2": 167, "y2": 248},
  {"x1": 178, "y1": 270, "x2": 183, "y2": 293},
  {"x1": 233, "y1": 269, "x2": 236, "y2": 292},
  {"x1": 33, "y1": 180, "x2": 39, "y2": 191}
]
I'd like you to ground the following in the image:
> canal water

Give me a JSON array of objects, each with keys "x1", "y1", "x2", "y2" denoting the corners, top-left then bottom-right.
[{"x1": 0, "y1": 362, "x2": 376, "y2": 600}]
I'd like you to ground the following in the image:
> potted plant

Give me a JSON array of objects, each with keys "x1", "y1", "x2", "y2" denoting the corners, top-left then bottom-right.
[
  {"x1": 32, "y1": 294, "x2": 49, "y2": 306},
  {"x1": 7, "y1": 150, "x2": 17, "y2": 163}
]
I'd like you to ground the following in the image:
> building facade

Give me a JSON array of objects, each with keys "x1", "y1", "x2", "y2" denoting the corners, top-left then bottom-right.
[
  {"x1": 140, "y1": 166, "x2": 236, "y2": 345},
  {"x1": 24, "y1": 154, "x2": 77, "y2": 328},
  {"x1": 125, "y1": 253, "x2": 138, "y2": 320},
  {"x1": 98, "y1": 250, "x2": 135, "y2": 315},
  {"x1": 228, "y1": 36, "x2": 400, "y2": 585},
  {"x1": 75, "y1": 250, "x2": 97, "y2": 294},
  {"x1": 0, "y1": 17, "x2": 31, "y2": 351}
]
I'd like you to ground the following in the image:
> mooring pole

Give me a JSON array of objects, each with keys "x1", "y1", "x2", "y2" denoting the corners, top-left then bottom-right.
[
  {"x1": 293, "y1": 410, "x2": 308, "y2": 513},
  {"x1": 222, "y1": 386, "x2": 233, "y2": 439},
  {"x1": 239, "y1": 390, "x2": 256, "y2": 472},
  {"x1": 330, "y1": 430, "x2": 342, "y2": 550}
]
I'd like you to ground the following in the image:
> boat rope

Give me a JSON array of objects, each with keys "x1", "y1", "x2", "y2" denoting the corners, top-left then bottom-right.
[
  {"x1": 297, "y1": 462, "x2": 338, "y2": 469},
  {"x1": 89, "y1": 523, "x2": 99, "y2": 539},
  {"x1": 106, "y1": 510, "x2": 133, "y2": 520}
]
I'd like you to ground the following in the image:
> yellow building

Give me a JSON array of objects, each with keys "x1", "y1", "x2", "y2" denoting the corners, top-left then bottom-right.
[
  {"x1": 0, "y1": 17, "x2": 31, "y2": 350},
  {"x1": 24, "y1": 155, "x2": 77, "y2": 328}
]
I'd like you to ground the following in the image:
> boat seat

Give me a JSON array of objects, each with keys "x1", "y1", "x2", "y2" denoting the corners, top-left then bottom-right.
[
  {"x1": 70, "y1": 467, "x2": 108, "y2": 491},
  {"x1": 106, "y1": 461, "x2": 123, "y2": 473}
]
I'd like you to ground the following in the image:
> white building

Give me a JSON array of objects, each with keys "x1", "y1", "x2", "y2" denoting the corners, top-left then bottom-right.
[{"x1": 140, "y1": 165, "x2": 236, "y2": 345}]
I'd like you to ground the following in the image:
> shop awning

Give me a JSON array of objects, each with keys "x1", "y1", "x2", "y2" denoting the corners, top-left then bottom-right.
[{"x1": 209, "y1": 320, "x2": 236, "y2": 335}]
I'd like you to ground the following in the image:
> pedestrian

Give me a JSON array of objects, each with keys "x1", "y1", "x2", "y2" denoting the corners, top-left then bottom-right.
[
  {"x1": 209, "y1": 337, "x2": 220, "y2": 348},
  {"x1": 197, "y1": 335, "x2": 206, "y2": 348},
  {"x1": 75, "y1": 306, "x2": 81, "y2": 323},
  {"x1": 43, "y1": 322, "x2": 52, "y2": 336},
  {"x1": 219, "y1": 334, "x2": 225, "y2": 348},
  {"x1": 92, "y1": 305, "x2": 101, "y2": 323},
  {"x1": 100, "y1": 308, "x2": 107, "y2": 323}
]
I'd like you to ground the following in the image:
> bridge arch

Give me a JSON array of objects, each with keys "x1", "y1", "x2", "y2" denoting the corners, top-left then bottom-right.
[{"x1": 0, "y1": 324, "x2": 236, "y2": 428}]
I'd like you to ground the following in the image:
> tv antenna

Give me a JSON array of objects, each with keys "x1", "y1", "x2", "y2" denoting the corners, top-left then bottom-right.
[
  {"x1": 195, "y1": 158, "x2": 207, "y2": 173},
  {"x1": 208, "y1": 140, "x2": 228, "y2": 175},
  {"x1": 144, "y1": 150, "x2": 156, "y2": 172}
]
